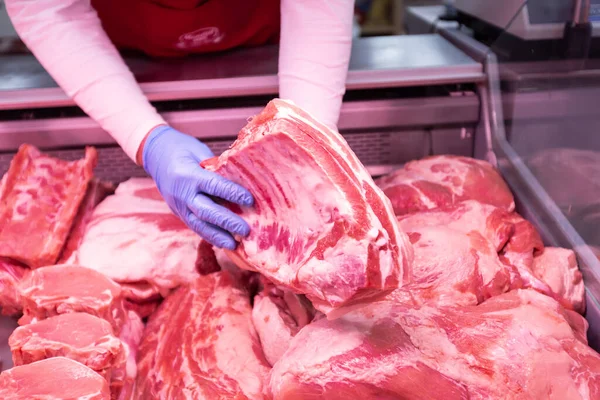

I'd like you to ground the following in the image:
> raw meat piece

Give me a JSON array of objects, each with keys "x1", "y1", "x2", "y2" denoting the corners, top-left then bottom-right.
[
  {"x1": 202, "y1": 99, "x2": 412, "y2": 315},
  {"x1": 18, "y1": 264, "x2": 126, "y2": 333},
  {"x1": 497, "y1": 213, "x2": 555, "y2": 299},
  {"x1": 532, "y1": 247, "x2": 586, "y2": 313},
  {"x1": 0, "y1": 357, "x2": 110, "y2": 400},
  {"x1": 398, "y1": 200, "x2": 515, "y2": 251},
  {"x1": 123, "y1": 298, "x2": 160, "y2": 319},
  {"x1": 500, "y1": 213, "x2": 544, "y2": 270},
  {"x1": 398, "y1": 202, "x2": 580, "y2": 310},
  {"x1": 252, "y1": 280, "x2": 315, "y2": 366},
  {"x1": 269, "y1": 289, "x2": 600, "y2": 400},
  {"x1": 77, "y1": 178, "x2": 202, "y2": 296},
  {"x1": 135, "y1": 271, "x2": 270, "y2": 400},
  {"x1": 0, "y1": 144, "x2": 97, "y2": 268},
  {"x1": 196, "y1": 240, "x2": 221, "y2": 275},
  {"x1": 114, "y1": 310, "x2": 144, "y2": 400},
  {"x1": 120, "y1": 282, "x2": 162, "y2": 318},
  {"x1": 8, "y1": 313, "x2": 125, "y2": 382},
  {"x1": 397, "y1": 226, "x2": 511, "y2": 307},
  {"x1": 0, "y1": 259, "x2": 27, "y2": 316},
  {"x1": 58, "y1": 179, "x2": 115, "y2": 264},
  {"x1": 119, "y1": 282, "x2": 161, "y2": 303},
  {"x1": 375, "y1": 155, "x2": 515, "y2": 216}
]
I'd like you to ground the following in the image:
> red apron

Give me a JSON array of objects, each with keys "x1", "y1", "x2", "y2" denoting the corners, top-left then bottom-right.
[{"x1": 90, "y1": 0, "x2": 281, "y2": 57}]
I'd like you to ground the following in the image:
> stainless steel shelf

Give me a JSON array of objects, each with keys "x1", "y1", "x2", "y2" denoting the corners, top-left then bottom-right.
[{"x1": 0, "y1": 34, "x2": 484, "y2": 110}]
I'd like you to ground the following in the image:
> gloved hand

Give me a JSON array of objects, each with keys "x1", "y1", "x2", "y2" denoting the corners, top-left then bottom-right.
[{"x1": 142, "y1": 125, "x2": 254, "y2": 250}]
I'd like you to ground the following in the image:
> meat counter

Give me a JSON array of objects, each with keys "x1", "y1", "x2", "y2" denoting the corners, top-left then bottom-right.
[{"x1": 0, "y1": 29, "x2": 599, "y2": 387}]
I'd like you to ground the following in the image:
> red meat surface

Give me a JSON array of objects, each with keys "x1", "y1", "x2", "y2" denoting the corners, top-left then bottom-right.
[
  {"x1": 17, "y1": 265, "x2": 126, "y2": 333},
  {"x1": 9, "y1": 313, "x2": 125, "y2": 390},
  {"x1": 0, "y1": 357, "x2": 110, "y2": 400},
  {"x1": 0, "y1": 145, "x2": 97, "y2": 268},
  {"x1": 269, "y1": 290, "x2": 600, "y2": 400},
  {"x1": 375, "y1": 155, "x2": 515, "y2": 216},
  {"x1": 0, "y1": 259, "x2": 28, "y2": 316},
  {"x1": 135, "y1": 271, "x2": 270, "y2": 399},
  {"x1": 202, "y1": 99, "x2": 413, "y2": 316}
]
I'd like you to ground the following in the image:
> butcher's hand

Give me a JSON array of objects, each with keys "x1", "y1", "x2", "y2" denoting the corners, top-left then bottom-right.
[{"x1": 142, "y1": 126, "x2": 253, "y2": 249}]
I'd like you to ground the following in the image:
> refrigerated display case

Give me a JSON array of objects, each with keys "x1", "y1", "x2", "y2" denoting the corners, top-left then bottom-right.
[
  {"x1": 445, "y1": 1, "x2": 600, "y2": 349},
  {"x1": 1, "y1": 0, "x2": 600, "y2": 368}
]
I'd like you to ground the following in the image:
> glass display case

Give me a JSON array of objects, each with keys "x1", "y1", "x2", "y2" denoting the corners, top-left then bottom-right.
[{"x1": 473, "y1": 0, "x2": 600, "y2": 347}]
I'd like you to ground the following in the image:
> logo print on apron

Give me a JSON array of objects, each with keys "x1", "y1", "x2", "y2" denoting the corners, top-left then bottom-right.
[{"x1": 176, "y1": 27, "x2": 225, "y2": 49}]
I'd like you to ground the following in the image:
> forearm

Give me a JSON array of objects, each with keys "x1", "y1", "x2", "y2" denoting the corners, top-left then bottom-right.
[
  {"x1": 278, "y1": 0, "x2": 354, "y2": 129},
  {"x1": 6, "y1": 0, "x2": 165, "y2": 163}
]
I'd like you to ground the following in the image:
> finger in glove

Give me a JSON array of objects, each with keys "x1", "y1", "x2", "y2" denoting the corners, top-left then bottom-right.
[
  {"x1": 186, "y1": 212, "x2": 237, "y2": 250},
  {"x1": 189, "y1": 194, "x2": 250, "y2": 237},
  {"x1": 195, "y1": 169, "x2": 254, "y2": 207}
]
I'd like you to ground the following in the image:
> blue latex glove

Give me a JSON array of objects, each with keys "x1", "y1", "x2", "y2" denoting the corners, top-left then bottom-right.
[{"x1": 142, "y1": 126, "x2": 253, "y2": 250}]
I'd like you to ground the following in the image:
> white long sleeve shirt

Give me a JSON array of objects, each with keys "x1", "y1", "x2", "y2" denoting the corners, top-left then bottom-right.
[{"x1": 6, "y1": 0, "x2": 354, "y2": 163}]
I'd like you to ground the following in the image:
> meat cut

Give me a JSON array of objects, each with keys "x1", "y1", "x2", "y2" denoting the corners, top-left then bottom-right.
[
  {"x1": 499, "y1": 212, "x2": 545, "y2": 275},
  {"x1": 58, "y1": 179, "x2": 115, "y2": 264},
  {"x1": 397, "y1": 200, "x2": 514, "y2": 251},
  {"x1": 76, "y1": 178, "x2": 203, "y2": 297},
  {"x1": 268, "y1": 289, "x2": 600, "y2": 400},
  {"x1": 18, "y1": 265, "x2": 126, "y2": 333},
  {"x1": 252, "y1": 279, "x2": 315, "y2": 366},
  {"x1": 8, "y1": 313, "x2": 125, "y2": 385},
  {"x1": 398, "y1": 200, "x2": 584, "y2": 314},
  {"x1": 397, "y1": 225, "x2": 511, "y2": 307},
  {"x1": 375, "y1": 155, "x2": 515, "y2": 216},
  {"x1": 117, "y1": 310, "x2": 144, "y2": 400},
  {"x1": 0, "y1": 357, "x2": 110, "y2": 400},
  {"x1": 13, "y1": 265, "x2": 142, "y2": 398},
  {"x1": 0, "y1": 145, "x2": 97, "y2": 268},
  {"x1": 136, "y1": 271, "x2": 270, "y2": 400},
  {"x1": 202, "y1": 99, "x2": 413, "y2": 316},
  {"x1": 532, "y1": 247, "x2": 586, "y2": 313},
  {"x1": 1, "y1": 114, "x2": 599, "y2": 400},
  {"x1": 0, "y1": 259, "x2": 27, "y2": 316}
]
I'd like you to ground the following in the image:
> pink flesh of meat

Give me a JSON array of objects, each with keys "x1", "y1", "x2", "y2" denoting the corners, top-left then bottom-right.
[
  {"x1": 135, "y1": 271, "x2": 270, "y2": 400},
  {"x1": 375, "y1": 155, "x2": 515, "y2": 216},
  {"x1": 76, "y1": 178, "x2": 202, "y2": 296},
  {"x1": 114, "y1": 310, "x2": 145, "y2": 400},
  {"x1": 0, "y1": 145, "x2": 97, "y2": 268},
  {"x1": 532, "y1": 247, "x2": 586, "y2": 313},
  {"x1": 17, "y1": 265, "x2": 126, "y2": 333},
  {"x1": 269, "y1": 289, "x2": 600, "y2": 400},
  {"x1": 399, "y1": 201, "x2": 584, "y2": 313},
  {"x1": 0, "y1": 357, "x2": 110, "y2": 400},
  {"x1": 252, "y1": 280, "x2": 315, "y2": 366},
  {"x1": 58, "y1": 179, "x2": 115, "y2": 264},
  {"x1": 397, "y1": 200, "x2": 515, "y2": 251},
  {"x1": 397, "y1": 226, "x2": 511, "y2": 307},
  {"x1": 500, "y1": 212, "x2": 545, "y2": 272},
  {"x1": 9, "y1": 312, "x2": 123, "y2": 371},
  {"x1": 0, "y1": 259, "x2": 28, "y2": 316},
  {"x1": 202, "y1": 99, "x2": 413, "y2": 316}
]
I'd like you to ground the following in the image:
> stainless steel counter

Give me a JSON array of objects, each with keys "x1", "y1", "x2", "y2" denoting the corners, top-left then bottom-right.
[{"x1": 0, "y1": 34, "x2": 484, "y2": 110}]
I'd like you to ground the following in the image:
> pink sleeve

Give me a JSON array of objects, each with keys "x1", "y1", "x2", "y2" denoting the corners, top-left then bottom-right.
[
  {"x1": 5, "y1": 0, "x2": 166, "y2": 163},
  {"x1": 278, "y1": 0, "x2": 354, "y2": 129}
]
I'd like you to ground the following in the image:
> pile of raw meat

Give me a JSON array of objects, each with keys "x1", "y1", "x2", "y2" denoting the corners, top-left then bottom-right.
[{"x1": 0, "y1": 99, "x2": 598, "y2": 399}]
